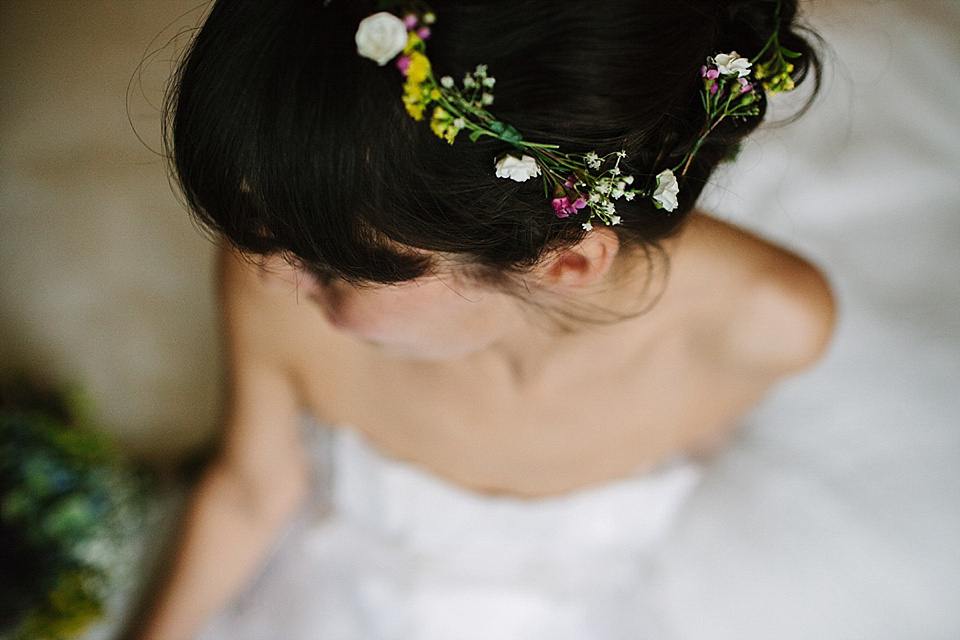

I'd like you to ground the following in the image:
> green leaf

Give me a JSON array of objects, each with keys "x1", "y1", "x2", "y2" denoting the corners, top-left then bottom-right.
[{"x1": 499, "y1": 125, "x2": 523, "y2": 145}]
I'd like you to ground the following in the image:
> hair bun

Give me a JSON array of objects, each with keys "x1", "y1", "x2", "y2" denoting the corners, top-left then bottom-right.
[{"x1": 716, "y1": 0, "x2": 818, "y2": 93}]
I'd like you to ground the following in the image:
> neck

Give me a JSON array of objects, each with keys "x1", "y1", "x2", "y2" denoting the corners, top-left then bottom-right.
[{"x1": 478, "y1": 258, "x2": 668, "y2": 391}]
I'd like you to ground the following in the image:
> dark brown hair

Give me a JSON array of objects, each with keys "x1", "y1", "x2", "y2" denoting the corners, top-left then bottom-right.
[{"x1": 165, "y1": 0, "x2": 820, "y2": 284}]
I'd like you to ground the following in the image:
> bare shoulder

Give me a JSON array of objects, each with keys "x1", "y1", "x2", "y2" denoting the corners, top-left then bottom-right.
[
  {"x1": 218, "y1": 247, "x2": 337, "y2": 366},
  {"x1": 216, "y1": 248, "x2": 337, "y2": 483},
  {"x1": 679, "y1": 214, "x2": 836, "y2": 375},
  {"x1": 218, "y1": 247, "x2": 359, "y2": 414}
]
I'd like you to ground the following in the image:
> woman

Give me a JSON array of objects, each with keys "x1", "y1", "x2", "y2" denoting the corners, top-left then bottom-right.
[{"x1": 140, "y1": 0, "x2": 831, "y2": 637}]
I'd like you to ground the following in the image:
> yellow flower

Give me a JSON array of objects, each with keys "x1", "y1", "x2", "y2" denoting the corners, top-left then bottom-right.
[
  {"x1": 756, "y1": 59, "x2": 795, "y2": 96},
  {"x1": 762, "y1": 62, "x2": 795, "y2": 96},
  {"x1": 404, "y1": 31, "x2": 422, "y2": 54},
  {"x1": 403, "y1": 85, "x2": 426, "y2": 120},
  {"x1": 406, "y1": 51, "x2": 430, "y2": 85},
  {"x1": 402, "y1": 78, "x2": 430, "y2": 120},
  {"x1": 429, "y1": 106, "x2": 458, "y2": 144}
]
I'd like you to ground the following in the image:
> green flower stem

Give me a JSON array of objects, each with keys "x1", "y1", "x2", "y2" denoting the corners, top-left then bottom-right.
[{"x1": 753, "y1": 0, "x2": 783, "y2": 63}]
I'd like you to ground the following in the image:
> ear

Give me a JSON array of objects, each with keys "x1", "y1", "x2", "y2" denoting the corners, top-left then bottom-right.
[{"x1": 538, "y1": 227, "x2": 621, "y2": 290}]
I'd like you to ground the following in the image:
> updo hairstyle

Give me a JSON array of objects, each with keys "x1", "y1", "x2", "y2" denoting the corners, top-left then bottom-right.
[{"x1": 164, "y1": 0, "x2": 820, "y2": 285}]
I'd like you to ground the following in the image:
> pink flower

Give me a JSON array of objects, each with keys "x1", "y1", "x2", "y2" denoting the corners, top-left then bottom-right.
[
  {"x1": 417, "y1": 27, "x2": 431, "y2": 39},
  {"x1": 709, "y1": 83, "x2": 720, "y2": 95},
  {"x1": 551, "y1": 195, "x2": 587, "y2": 217},
  {"x1": 705, "y1": 67, "x2": 720, "y2": 80},
  {"x1": 403, "y1": 14, "x2": 418, "y2": 29},
  {"x1": 396, "y1": 55, "x2": 411, "y2": 75}
]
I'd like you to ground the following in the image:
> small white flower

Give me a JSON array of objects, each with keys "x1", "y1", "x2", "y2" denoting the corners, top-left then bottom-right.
[
  {"x1": 588, "y1": 193, "x2": 601, "y2": 204},
  {"x1": 423, "y1": 12, "x2": 436, "y2": 24},
  {"x1": 610, "y1": 215, "x2": 622, "y2": 225},
  {"x1": 483, "y1": 77, "x2": 496, "y2": 88},
  {"x1": 624, "y1": 192, "x2": 636, "y2": 201},
  {"x1": 584, "y1": 152, "x2": 602, "y2": 169},
  {"x1": 616, "y1": 150, "x2": 627, "y2": 159},
  {"x1": 355, "y1": 12, "x2": 409, "y2": 66},
  {"x1": 712, "y1": 52, "x2": 752, "y2": 78},
  {"x1": 582, "y1": 221, "x2": 594, "y2": 231},
  {"x1": 611, "y1": 188, "x2": 625, "y2": 199},
  {"x1": 611, "y1": 166, "x2": 621, "y2": 176},
  {"x1": 453, "y1": 117, "x2": 466, "y2": 129},
  {"x1": 652, "y1": 169, "x2": 680, "y2": 211},
  {"x1": 623, "y1": 175, "x2": 634, "y2": 185},
  {"x1": 440, "y1": 76, "x2": 455, "y2": 88},
  {"x1": 475, "y1": 64, "x2": 488, "y2": 76},
  {"x1": 463, "y1": 75, "x2": 477, "y2": 88},
  {"x1": 495, "y1": 154, "x2": 541, "y2": 182},
  {"x1": 481, "y1": 93, "x2": 494, "y2": 105}
]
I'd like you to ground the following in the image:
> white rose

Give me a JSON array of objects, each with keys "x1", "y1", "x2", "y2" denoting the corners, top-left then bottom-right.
[
  {"x1": 494, "y1": 155, "x2": 541, "y2": 182},
  {"x1": 355, "y1": 12, "x2": 408, "y2": 66},
  {"x1": 652, "y1": 169, "x2": 679, "y2": 211},
  {"x1": 712, "y1": 52, "x2": 752, "y2": 77}
]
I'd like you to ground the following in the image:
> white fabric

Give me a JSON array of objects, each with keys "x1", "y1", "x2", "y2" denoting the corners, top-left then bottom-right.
[
  {"x1": 198, "y1": 427, "x2": 701, "y2": 640},
  {"x1": 197, "y1": 0, "x2": 960, "y2": 637}
]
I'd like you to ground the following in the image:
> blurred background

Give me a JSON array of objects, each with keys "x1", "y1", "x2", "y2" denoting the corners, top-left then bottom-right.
[{"x1": 1, "y1": 1, "x2": 220, "y2": 462}]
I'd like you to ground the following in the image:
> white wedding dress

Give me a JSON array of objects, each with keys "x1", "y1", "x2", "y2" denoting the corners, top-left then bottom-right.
[
  {"x1": 196, "y1": 0, "x2": 960, "y2": 637},
  {"x1": 199, "y1": 427, "x2": 702, "y2": 640}
]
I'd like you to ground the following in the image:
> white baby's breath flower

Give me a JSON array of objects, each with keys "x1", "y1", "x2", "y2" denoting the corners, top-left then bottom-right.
[
  {"x1": 482, "y1": 77, "x2": 496, "y2": 88},
  {"x1": 610, "y1": 215, "x2": 622, "y2": 225},
  {"x1": 582, "y1": 221, "x2": 594, "y2": 231},
  {"x1": 712, "y1": 52, "x2": 752, "y2": 77},
  {"x1": 423, "y1": 12, "x2": 436, "y2": 24},
  {"x1": 440, "y1": 76, "x2": 455, "y2": 88},
  {"x1": 475, "y1": 64, "x2": 488, "y2": 76},
  {"x1": 453, "y1": 117, "x2": 466, "y2": 129},
  {"x1": 584, "y1": 152, "x2": 602, "y2": 169},
  {"x1": 355, "y1": 12, "x2": 408, "y2": 66},
  {"x1": 481, "y1": 93, "x2": 494, "y2": 105},
  {"x1": 652, "y1": 169, "x2": 680, "y2": 211},
  {"x1": 463, "y1": 75, "x2": 477, "y2": 88},
  {"x1": 624, "y1": 192, "x2": 636, "y2": 201},
  {"x1": 495, "y1": 154, "x2": 541, "y2": 182},
  {"x1": 623, "y1": 175, "x2": 634, "y2": 185}
]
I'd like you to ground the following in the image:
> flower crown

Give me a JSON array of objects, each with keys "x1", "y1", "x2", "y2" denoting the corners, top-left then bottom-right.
[{"x1": 355, "y1": 1, "x2": 799, "y2": 231}]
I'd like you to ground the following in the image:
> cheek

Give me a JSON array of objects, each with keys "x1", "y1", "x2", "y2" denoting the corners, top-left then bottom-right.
[
  {"x1": 301, "y1": 280, "x2": 419, "y2": 336},
  {"x1": 329, "y1": 282, "x2": 488, "y2": 342}
]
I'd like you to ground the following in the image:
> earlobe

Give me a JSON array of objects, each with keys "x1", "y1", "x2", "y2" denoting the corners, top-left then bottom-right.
[{"x1": 541, "y1": 228, "x2": 621, "y2": 290}]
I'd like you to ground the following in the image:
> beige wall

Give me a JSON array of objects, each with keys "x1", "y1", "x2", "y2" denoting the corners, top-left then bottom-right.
[{"x1": 0, "y1": 1, "x2": 221, "y2": 460}]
